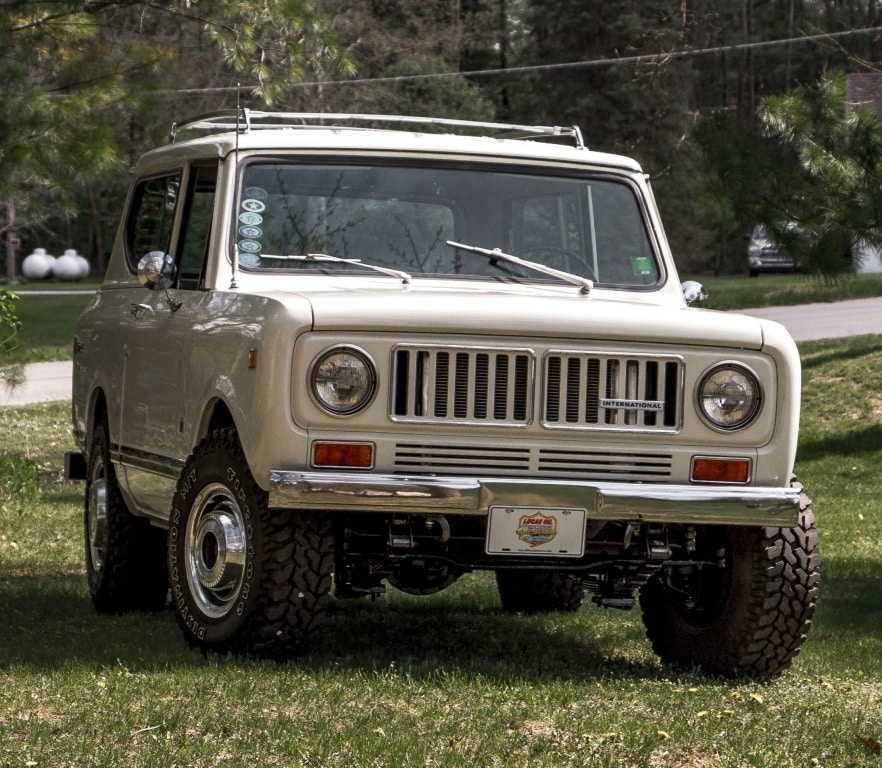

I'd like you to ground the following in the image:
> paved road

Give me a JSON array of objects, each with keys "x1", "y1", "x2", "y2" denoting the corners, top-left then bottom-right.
[
  {"x1": 1, "y1": 361, "x2": 73, "y2": 407},
  {"x1": 739, "y1": 296, "x2": 882, "y2": 342},
  {"x1": 4, "y1": 298, "x2": 882, "y2": 407}
]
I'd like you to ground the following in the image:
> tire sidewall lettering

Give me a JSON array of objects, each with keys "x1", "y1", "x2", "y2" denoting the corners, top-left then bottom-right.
[{"x1": 169, "y1": 440, "x2": 261, "y2": 647}]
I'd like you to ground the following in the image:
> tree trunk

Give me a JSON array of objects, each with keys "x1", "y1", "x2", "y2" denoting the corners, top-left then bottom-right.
[{"x1": 5, "y1": 202, "x2": 16, "y2": 282}]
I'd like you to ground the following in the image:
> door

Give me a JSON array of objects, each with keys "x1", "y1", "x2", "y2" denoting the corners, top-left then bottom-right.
[{"x1": 118, "y1": 163, "x2": 218, "y2": 522}]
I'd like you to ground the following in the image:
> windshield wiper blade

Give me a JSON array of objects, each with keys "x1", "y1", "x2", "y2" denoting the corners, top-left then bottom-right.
[
  {"x1": 446, "y1": 240, "x2": 592, "y2": 295},
  {"x1": 267, "y1": 252, "x2": 411, "y2": 284}
]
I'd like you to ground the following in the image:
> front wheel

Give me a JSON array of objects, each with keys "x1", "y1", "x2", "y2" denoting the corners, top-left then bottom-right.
[
  {"x1": 640, "y1": 483, "x2": 819, "y2": 679},
  {"x1": 168, "y1": 429, "x2": 334, "y2": 657}
]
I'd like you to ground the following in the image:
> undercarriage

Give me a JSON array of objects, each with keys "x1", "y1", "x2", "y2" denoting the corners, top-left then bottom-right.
[{"x1": 333, "y1": 512, "x2": 723, "y2": 609}]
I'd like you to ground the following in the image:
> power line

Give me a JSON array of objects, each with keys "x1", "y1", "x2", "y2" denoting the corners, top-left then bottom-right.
[{"x1": 163, "y1": 24, "x2": 882, "y2": 97}]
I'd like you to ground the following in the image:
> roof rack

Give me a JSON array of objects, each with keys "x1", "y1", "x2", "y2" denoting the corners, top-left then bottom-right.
[{"x1": 169, "y1": 109, "x2": 586, "y2": 149}]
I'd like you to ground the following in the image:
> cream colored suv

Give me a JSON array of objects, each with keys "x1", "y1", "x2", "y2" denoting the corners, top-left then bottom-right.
[{"x1": 67, "y1": 112, "x2": 818, "y2": 678}]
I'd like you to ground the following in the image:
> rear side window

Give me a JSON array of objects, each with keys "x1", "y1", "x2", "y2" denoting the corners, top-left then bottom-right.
[{"x1": 126, "y1": 172, "x2": 182, "y2": 270}]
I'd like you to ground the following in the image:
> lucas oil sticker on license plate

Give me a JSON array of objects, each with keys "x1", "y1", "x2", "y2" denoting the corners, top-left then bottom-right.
[{"x1": 486, "y1": 506, "x2": 587, "y2": 557}]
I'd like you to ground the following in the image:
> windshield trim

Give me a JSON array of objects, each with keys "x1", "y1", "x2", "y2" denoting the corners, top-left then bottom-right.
[{"x1": 230, "y1": 155, "x2": 667, "y2": 291}]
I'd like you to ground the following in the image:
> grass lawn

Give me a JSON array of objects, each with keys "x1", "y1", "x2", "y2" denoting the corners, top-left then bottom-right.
[
  {"x1": 2, "y1": 285, "x2": 97, "y2": 364},
  {"x1": 1, "y1": 334, "x2": 882, "y2": 766},
  {"x1": 684, "y1": 271, "x2": 882, "y2": 311}
]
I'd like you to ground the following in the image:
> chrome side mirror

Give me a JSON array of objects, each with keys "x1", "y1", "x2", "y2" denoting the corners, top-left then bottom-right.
[
  {"x1": 138, "y1": 251, "x2": 177, "y2": 290},
  {"x1": 681, "y1": 280, "x2": 708, "y2": 306},
  {"x1": 137, "y1": 251, "x2": 181, "y2": 311}
]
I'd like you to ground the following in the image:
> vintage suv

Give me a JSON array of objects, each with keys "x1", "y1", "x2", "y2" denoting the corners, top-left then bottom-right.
[{"x1": 67, "y1": 111, "x2": 819, "y2": 678}]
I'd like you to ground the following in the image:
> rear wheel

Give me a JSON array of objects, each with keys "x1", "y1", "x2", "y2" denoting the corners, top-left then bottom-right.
[
  {"x1": 640, "y1": 484, "x2": 819, "y2": 679},
  {"x1": 168, "y1": 429, "x2": 334, "y2": 657},
  {"x1": 85, "y1": 420, "x2": 168, "y2": 612},
  {"x1": 496, "y1": 569, "x2": 585, "y2": 613}
]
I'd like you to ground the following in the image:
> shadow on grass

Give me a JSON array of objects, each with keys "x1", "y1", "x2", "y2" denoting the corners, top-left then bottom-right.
[
  {"x1": 0, "y1": 570, "x2": 659, "y2": 683},
  {"x1": 309, "y1": 596, "x2": 655, "y2": 683},
  {"x1": 4, "y1": 563, "x2": 873, "y2": 682},
  {"x1": 799, "y1": 335, "x2": 882, "y2": 371},
  {"x1": 814, "y1": 561, "x2": 882, "y2": 631},
  {"x1": 797, "y1": 423, "x2": 882, "y2": 463},
  {"x1": 0, "y1": 572, "x2": 188, "y2": 669}
]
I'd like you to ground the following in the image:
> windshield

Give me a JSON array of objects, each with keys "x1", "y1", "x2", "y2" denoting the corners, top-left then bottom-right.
[{"x1": 235, "y1": 161, "x2": 660, "y2": 288}]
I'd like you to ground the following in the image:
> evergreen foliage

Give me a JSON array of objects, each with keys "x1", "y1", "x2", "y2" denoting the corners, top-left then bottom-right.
[
  {"x1": 1, "y1": 0, "x2": 881, "y2": 276},
  {"x1": 701, "y1": 71, "x2": 882, "y2": 278}
]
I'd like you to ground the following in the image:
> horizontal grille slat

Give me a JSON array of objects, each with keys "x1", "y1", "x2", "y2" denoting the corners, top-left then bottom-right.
[
  {"x1": 538, "y1": 449, "x2": 673, "y2": 479},
  {"x1": 393, "y1": 443, "x2": 673, "y2": 481},
  {"x1": 394, "y1": 444, "x2": 531, "y2": 472}
]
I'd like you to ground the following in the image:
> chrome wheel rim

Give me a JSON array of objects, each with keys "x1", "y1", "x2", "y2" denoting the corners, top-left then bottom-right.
[
  {"x1": 185, "y1": 483, "x2": 248, "y2": 618},
  {"x1": 87, "y1": 473, "x2": 108, "y2": 572}
]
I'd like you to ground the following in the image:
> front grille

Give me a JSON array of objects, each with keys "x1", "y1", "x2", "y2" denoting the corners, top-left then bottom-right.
[
  {"x1": 392, "y1": 442, "x2": 673, "y2": 481},
  {"x1": 394, "y1": 443, "x2": 531, "y2": 472},
  {"x1": 390, "y1": 344, "x2": 682, "y2": 433},
  {"x1": 392, "y1": 345, "x2": 533, "y2": 425},
  {"x1": 537, "y1": 448, "x2": 673, "y2": 479},
  {"x1": 543, "y1": 351, "x2": 682, "y2": 431}
]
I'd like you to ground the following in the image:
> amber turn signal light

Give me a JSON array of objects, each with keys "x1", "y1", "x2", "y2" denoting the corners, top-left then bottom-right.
[
  {"x1": 312, "y1": 441, "x2": 374, "y2": 469},
  {"x1": 691, "y1": 456, "x2": 751, "y2": 484}
]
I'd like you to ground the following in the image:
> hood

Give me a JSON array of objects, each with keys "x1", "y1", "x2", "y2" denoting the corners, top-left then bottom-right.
[{"x1": 261, "y1": 281, "x2": 769, "y2": 350}]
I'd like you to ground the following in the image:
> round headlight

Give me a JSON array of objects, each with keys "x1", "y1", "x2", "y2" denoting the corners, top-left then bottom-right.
[
  {"x1": 310, "y1": 347, "x2": 376, "y2": 415},
  {"x1": 697, "y1": 363, "x2": 762, "y2": 430}
]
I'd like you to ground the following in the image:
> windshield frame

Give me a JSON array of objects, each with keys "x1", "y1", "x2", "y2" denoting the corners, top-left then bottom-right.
[{"x1": 230, "y1": 153, "x2": 668, "y2": 291}]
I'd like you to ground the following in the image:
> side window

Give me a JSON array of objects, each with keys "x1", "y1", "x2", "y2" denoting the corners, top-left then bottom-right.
[
  {"x1": 177, "y1": 163, "x2": 217, "y2": 289},
  {"x1": 126, "y1": 172, "x2": 182, "y2": 270}
]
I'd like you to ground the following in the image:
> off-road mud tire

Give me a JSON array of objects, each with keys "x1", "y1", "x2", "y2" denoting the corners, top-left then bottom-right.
[
  {"x1": 85, "y1": 420, "x2": 168, "y2": 612},
  {"x1": 640, "y1": 483, "x2": 819, "y2": 679},
  {"x1": 496, "y1": 569, "x2": 586, "y2": 613},
  {"x1": 168, "y1": 428, "x2": 334, "y2": 657}
]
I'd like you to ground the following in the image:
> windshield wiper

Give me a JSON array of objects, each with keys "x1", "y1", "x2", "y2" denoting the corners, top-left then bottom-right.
[
  {"x1": 446, "y1": 240, "x2": 592, "y2": 295},
  {"x1": 265, "y1": 252, "x2": 411, "y2": 285}
]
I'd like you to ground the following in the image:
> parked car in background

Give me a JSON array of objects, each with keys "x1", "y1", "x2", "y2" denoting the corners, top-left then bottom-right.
[{"x1": 747, "y1": 224, "x2": 795, "y2": 276}]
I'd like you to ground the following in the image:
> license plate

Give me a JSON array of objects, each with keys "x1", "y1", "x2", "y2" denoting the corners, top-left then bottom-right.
[{"x1": 486, "y1": 506, "x2": 587, "y2": 557}]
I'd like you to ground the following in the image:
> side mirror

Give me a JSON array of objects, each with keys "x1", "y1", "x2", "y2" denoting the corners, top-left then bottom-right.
[
  {"x1": 681, "y1": 280, "x2": 708, "y2": 306},
  {"x1": 138, "y1": 251, "x2": 177, "y2": 290}
]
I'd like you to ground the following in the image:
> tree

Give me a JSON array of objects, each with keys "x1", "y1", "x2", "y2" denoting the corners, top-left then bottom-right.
[
  {"x1": 699, "y1": 70, "x2": 882, "y2": 277},
  {"x1": 326, "y1": 0, "x2": 497, "y2": 118},
  {"x1": 0, "y1": 0, "x2": 353, "y2": 275}
]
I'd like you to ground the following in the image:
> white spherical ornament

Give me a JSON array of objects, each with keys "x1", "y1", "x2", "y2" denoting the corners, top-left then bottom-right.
[
  {"x1": 52, "y1": 252, "x2": 82, "y2": 281},
  {"x1": 22, "y1": 248, "x2": 54, "y2": 280}
]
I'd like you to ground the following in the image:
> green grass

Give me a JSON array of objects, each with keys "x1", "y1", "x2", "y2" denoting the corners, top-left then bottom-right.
[
  {"x1": 1, "y1": 286, "x2": 97, "y2": 364},
  {"x1": 2, "y1": 336, "x2": 882, "y2": 766},
  {"x1": 687, "y1": 271, "x2": 882, "y2": 311}
]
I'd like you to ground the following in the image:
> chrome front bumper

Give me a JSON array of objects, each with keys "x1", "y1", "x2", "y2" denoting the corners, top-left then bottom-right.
[{"x1": 269, "y1": 471, "x2": 800, "y2": 527}]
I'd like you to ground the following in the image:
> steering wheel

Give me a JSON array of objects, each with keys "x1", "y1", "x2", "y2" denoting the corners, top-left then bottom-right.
[{"x1": 515, "y1": 246, "x2": 598, "y2": 282}]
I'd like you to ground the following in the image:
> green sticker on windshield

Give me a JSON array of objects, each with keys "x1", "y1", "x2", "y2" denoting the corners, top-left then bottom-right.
[{"x1": 632, "y1": 256, "x2": 653, "y2": 275}]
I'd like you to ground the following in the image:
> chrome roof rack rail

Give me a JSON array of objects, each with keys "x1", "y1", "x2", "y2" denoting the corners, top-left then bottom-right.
[{"x1": 169, "y1": 110, "x2": 586, "y2": 149}]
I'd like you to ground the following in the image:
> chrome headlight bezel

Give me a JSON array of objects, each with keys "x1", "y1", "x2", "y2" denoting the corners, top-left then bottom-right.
[
  {"x1": 696, "y1": 362, "x2": 763, "y2": 432},
  {"x1": 309, "y1": 345, "x2": 377, "y2": 416}
]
